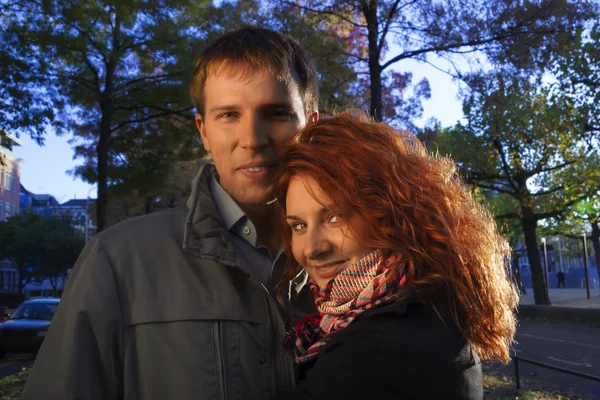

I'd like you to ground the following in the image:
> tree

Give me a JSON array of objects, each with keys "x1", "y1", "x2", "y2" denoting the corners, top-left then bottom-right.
[
  {"x1": 437, "y1": 72, "x2": 598, "y2": 305},
  {"x1": 555, "y1": 22, "x2": 600, "y2": 134},
  {"x1": 0, "y1": 213, "x2": 84, "y2": 294},
  {"x1": 0, "y1": 213, "x2": 45, "y2": 293},
  {"x1": 38, "y1": 216, "x2": 85, "y2": 295},
  {"x1": 0, "y1": 1, "x2": 55, "y2": 143},
  {"x1": 286, "y1": 0, "x2": 596, "y2": 121},
  {"x1": 3, "y1": 0, "x2": 203, "y2": 231}
]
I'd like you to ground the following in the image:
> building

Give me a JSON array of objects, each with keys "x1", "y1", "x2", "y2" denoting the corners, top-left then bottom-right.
[
  {"x1": 0, "y1": 260, "x2": 19, "y2": 294},
  {"x1": 0, "y1": 129, "x2": 23, "y2": 221},
  {"x1": 20, "y1": 184, "x2": 60, "y2": 217},
  {"x1": 52, "y1": 198, "x2": 95, "y2": 239}
]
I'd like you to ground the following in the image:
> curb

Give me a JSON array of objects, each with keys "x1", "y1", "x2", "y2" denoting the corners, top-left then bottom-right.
[{"x1": 518, "y1": 305, "x2": 600, "y2": 327}]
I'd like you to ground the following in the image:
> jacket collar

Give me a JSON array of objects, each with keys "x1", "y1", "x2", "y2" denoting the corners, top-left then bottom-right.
[{"x1": 183, "y1": 163, "x2": 241, "y2": 268}]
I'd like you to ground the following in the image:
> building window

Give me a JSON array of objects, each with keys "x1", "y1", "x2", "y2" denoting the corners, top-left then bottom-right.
[
  {"x1": 11, "y1": 171, "x2": 16, "y2": 192},
  {"x1": 5, "y1": 202, "x2": 10, "y2": 219},
  {"x1": 11, "y1": 205, "x2": 15, "y2": 216},
  {"x1": 0, "y1": 168, "x2": 3, "y2": 188},
  {"x1": 5, "y1": 172, "x2": 11, "y2": 192},
  {"x1": 0, "y1": 200, "x2": 3, "y2": 221}
]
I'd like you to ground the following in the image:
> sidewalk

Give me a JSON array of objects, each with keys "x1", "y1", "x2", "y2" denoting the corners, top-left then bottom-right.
[{"x1": 519, "y1": 288, "x2": 600, "y2": 309}]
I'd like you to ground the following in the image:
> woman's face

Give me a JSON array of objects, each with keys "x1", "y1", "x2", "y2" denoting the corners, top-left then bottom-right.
[{"x1": 285, "y1": 175, "x2": 376, "y2": 288}]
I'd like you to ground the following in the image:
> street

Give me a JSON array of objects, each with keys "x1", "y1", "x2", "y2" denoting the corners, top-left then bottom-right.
[
  {"x1": 488, "y1": 319, "x2": 600, "y2": 398},
  {"x1": 0, "y1": 353, "x2": 35, "y2": 379}
]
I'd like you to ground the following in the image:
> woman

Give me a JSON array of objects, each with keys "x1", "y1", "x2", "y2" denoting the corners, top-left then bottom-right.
[{"x1": 274, "y1": 113, "x2": 518, "y2": 399}]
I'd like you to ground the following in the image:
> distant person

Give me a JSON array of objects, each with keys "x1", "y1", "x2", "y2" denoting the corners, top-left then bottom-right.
[
  {"x1": 273, "y1": 113, "x2": 519, "y2": 399},
  {"x1": 22, "y1": 26, "x2": 319, "y2": 399},
  {"x1": 557, "y1": 270, "x2": 566, "y2": 288}
]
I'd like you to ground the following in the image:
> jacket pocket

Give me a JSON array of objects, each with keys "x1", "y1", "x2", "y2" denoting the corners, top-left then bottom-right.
[
  {"x1": 122, "y1": 295, "x2": 267, "y2": 326},
  {"x1": 122, "y1": 296, "x2": 265, "y2": 400}
]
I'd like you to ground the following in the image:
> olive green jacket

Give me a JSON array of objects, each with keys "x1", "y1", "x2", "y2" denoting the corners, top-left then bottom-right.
[{"x1": 21, "y1": 164, "x2": 311, "y2": 400}]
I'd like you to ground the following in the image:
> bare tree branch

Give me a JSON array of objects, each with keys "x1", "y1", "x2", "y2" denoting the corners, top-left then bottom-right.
[
  {"x1": 283, "y1": 1, "x2": 368, "y2": 28},
  {"x1": 492, "y1": 137, "x2": 520, "y2": 193},
  {"x1": 495, "y1": 212, "x2": 521, "y2": 220},
  {"x1": 377, "y1": 0, "x2": 406, "y2": 54}
]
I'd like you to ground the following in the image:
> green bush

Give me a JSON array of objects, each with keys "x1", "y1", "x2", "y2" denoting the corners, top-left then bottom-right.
[
  {"x1": 0, "y1": 368, "x2": 29, "y2": 399},
  {"x1": 0, "y1": 293, "x2": 26, "y2": 309}
]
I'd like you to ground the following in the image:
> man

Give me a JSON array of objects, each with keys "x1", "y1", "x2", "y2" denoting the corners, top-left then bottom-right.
[
  {"x1": 22, "y1": 26, "x2": 319, "y2": 399},
  {"x1": 557, "y1": 270, "x2": 565, "y2": 288}
]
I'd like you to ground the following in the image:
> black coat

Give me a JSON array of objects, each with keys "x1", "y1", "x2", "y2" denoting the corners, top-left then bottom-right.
[{"x1": 276, "y1": 300, "x2": 483, "y2": 400}]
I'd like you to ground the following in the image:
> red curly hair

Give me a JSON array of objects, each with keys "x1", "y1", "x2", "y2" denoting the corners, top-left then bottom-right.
[{"x1": 275, "y1": 112, "x2": 518, "y2": 363}]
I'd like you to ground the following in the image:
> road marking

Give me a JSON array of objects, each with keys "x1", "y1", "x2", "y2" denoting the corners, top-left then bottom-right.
[
  {"x1": 567, "y1": 341, "x2": 600, "y2": 350},
  {"x1": 548, "y1": 356, "x2": 592, "y2": 368},
  {"x1": 517, "y1": 333, "x2": 600, "y2": 350},
  {"x1": 518, "y1": 333, "x2": 564, "y2": 343}
]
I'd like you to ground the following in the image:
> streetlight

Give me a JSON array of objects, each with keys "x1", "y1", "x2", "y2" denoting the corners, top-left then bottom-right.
[
  {"x1": 582, "y1": 230, "x2": 591, "y2": 300},
  {"x1": 541, "y1": 238, "x2": 549, "y2": 292},
  {"x1": 85, "y1": 186, "x2": 96, "y2": 244}
]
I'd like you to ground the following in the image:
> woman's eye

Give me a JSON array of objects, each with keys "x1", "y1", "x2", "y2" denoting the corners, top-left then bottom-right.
[
  {"x1": 328, "y1": 214, "x2": 342, "y2": 224},
  {"x1": 291, "y1": 222, "x2": 306, "y2": 232}
]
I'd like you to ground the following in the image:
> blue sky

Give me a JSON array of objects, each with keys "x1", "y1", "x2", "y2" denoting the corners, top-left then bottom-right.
[{"x1": 13, "y1": 56, "x2": 466, "y2": 202}]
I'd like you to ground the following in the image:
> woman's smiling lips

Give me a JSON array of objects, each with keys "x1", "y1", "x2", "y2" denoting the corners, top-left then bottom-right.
[{"x1": 310, "y1": 260, "x2": 348, "y2": 281}]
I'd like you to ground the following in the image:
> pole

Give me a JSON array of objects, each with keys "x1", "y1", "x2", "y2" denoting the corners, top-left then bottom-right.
[
  {"x1": 542, "y1": 238, "x2": 549, "y2": 292},
  {"x1": 583, "y1": 232, "x2": 591, "y2": 300},
  {"x1": 85, "y1": 186, "x2": 95, "y2": 244},
  {"x1": 85, "y1": 204, "x2": 89, "y2": 244},
  {"x1": 514, "y1": 357, "x2": 520, "y2": 391},
  {"x1": 557, "y1": 236, "x2": 564, "y2": 272}
]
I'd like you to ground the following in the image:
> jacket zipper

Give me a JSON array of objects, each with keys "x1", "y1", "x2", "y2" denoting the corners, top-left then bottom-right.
[
  {"x1": 252, "y1": 278, "x2": 296, "y2": 392},
  {"x1": 212, "y1": 321, "x2": 227, "y2": 400}
]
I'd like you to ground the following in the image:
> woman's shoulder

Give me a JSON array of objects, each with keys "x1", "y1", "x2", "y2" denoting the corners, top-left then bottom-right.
[
  {"x1": 324, "y1": 299, "x2": 481, "y2": 373},
  {"x1": 293, "y1": 300, "x2": 483, "y2": 399}
]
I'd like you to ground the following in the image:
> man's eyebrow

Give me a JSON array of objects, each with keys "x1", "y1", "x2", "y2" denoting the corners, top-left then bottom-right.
[
  {"x1": 260, "y1": 102, "x2": 295, "y2": 110},
  {"x1": 208, "y1": 105, "x2": 237, "y2": 114}
]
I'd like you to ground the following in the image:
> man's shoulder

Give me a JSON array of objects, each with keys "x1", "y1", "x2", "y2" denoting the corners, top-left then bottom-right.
[{"x1": 93, "y1": 206, "x2": 187, "y2": 252}]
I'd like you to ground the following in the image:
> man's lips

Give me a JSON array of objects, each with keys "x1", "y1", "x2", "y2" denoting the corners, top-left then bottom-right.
[{"x1": 238, "y1": 162, "x2": 275, "y2": 174}]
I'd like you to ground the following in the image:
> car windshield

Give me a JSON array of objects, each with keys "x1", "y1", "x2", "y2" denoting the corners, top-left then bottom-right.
[{"x1": 11, "y1": 303, "x2": 58, "y2": 321}]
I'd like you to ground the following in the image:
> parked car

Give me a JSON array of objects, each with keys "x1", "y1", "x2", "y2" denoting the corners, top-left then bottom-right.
[{"x1": 0, "y1": 298, "x2": 60, "y2": 358}]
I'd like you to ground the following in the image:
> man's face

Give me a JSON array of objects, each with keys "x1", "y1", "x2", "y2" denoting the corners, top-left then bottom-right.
[{"x1": 196, "y1": 67, "x2": 314, "y2": 207}]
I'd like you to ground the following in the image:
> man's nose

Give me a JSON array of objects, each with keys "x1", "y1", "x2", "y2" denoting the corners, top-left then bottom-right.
[
  {"x1": 238, "y1": 114, "x2": 269, "y2": 149},
  {"x1": 304, "y1": 226, "x2": 331, "y2": 261}
]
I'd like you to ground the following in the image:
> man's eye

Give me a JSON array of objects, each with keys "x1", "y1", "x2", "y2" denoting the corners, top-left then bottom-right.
[{"x1": 218, "y1": 112, "x2": 237, "y2": 120}]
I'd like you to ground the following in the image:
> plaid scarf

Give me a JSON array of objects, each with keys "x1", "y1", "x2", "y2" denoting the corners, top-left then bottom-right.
[{"x1": 287, "y1": 250, "x2": 407, "y2": 364}]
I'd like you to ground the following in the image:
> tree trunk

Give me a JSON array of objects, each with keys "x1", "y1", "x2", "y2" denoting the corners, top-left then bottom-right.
[
  {"x1": 511, "y1": 247, "x2": 526, "y2": 294},
  {"x1": 17, "y1": 263, "x2": 26, "y2": 294},
  {"x1": 95, "y1": 14, "x2": 120, "y2": 232},
  {"x1": 363, "y1": 2, "x2": 383, "y2": 121},
  {"x1": 144, "y1": 196, "x2": 155, "y2": 214},
  {"x1": 591, "y1": 221, "x2": 600, "y2": 270},
  {"x1": 521, "y1": 207, "x2": 550, "y2": 305},
  {"x1": 96, "y1": 107, "x2": 112, "y2": 232}
]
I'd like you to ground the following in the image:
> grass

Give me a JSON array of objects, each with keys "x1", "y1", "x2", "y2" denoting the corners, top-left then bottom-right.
[
  {"x1": 0, "y1": 368, "x2": 29, "y2": 400},
  {"x1": 483, "y1": 374, "x2": 572, "y2": 399}
]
